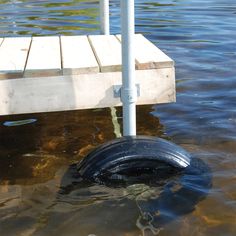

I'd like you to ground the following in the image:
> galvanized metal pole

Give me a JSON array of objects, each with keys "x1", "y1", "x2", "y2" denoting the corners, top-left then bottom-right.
[
  {"x1": 100, "y1": 0, "x2": 110, "y2": 35},
  {"x1": 121, "y1": 0, "x2": 137, "y2": 136}
]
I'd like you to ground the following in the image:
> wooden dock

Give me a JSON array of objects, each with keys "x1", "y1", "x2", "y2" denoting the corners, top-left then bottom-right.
[{"x1": 0, "y1": 34, "x2": 175, "y2": 115}]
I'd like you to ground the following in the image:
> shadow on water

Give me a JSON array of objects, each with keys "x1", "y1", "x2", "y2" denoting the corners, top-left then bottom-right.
[
  {"x1": 57, "y1": 157, "x2": 212, "y2": 235},
  {"x1": 0, "y1": 108, "x2": 117, "y2": 235},
  {"x1": 0, "y1": 108, "x2": 117, "y2": 185},
  {"x1": 0, "y1": 105, "x2": 164, "y2": 184},
  {"x1": 0, "y1": 105, "x2": 172, "y2": 236}
]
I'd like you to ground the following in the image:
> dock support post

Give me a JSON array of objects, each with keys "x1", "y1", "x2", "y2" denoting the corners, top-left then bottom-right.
[
  {"x1": 121, "y1": 0, "x2": 136, "y2": 136},
  {"x1": 100, "y1": 0, "x2": 110, "y2": 35}
]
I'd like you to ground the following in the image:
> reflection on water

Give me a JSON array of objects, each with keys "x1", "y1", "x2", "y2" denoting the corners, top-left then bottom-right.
[
  {"x1": 0, "y1": 0, "x2": 236, "y2": 235},
  {"x1": 0, "y1": 0, "x2": 99, "y2": 36},
  {"x1": 3, "y1": 119, "x2": 37, "y2": 127}
]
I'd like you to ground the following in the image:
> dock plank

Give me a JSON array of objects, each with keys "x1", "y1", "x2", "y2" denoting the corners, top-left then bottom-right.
[
  {"x1": 117, "y1": 34, "x2": 174, "y2": 69},
  {"x1": 0, "y1": 68, "x2": 175, "y2": 115},
  {"x1": 24, "y1": 36, "x2": 61, "y2": 77},
  {"x1": 89, "y1": 35, "x2": 122, "y2": 72},
  {"x1": 0, "y1": 34, "x2": 176, "y2": 115},
  {"x1": 61, "y1": 36, "x2": 99, "y2": 75},
  {"x1": 0, "y1": 37, "x2": 31, "y2": 79}
]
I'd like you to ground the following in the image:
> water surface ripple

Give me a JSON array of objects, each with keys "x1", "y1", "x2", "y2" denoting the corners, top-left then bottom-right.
[{"x1": 0, "y1": 0, "x2": 236, "y2": 236}]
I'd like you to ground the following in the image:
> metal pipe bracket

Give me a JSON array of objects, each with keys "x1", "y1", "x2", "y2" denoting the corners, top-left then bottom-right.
[{"x1": 113, "y1": 84, "x2": 140, "y2": 98}]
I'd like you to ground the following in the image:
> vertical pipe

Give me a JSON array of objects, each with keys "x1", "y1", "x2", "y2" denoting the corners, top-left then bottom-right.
[
  {"x1": 99, "y1": 0, "x2": 110, "y2": 35},
  {"x1": 121, "y1": 0, "x2": 136, "y2": 136}
]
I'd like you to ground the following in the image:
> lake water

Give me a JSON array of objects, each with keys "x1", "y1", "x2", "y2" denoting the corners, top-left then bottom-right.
[{"x1": 0, "y1": 0, "x2": 236, "y2": 235}]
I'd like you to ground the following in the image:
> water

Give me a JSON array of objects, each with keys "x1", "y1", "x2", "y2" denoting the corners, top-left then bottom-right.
[{"x1": 0, "y1": 0, "x2": 236, "y2": 235}]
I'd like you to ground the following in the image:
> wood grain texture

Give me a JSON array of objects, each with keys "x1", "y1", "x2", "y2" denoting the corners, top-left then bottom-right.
[
  {"x1": 0, "y1": 68, "x2": 175, "y2": 115},
  {"x1": 0, "y1": 38, "x2": 3, "y2": 46},
  {"x1": 24, "y1": 36, "x2": 61, "y2": 77},
  {"x1": 117, "y1": 34, "x2": 174, "y2": 69},
  {"x1": 0, "y1": 34, "x2": 176, "y2": 115},
  {"x1": 0, "y1": 37, "x2": 31, "y2": 79},
  {"x1": 61, "y1": 36, "x2": 99, "y2": 75},
  {"x1": 89, "y1": 35, "x2": 122, "y2": 72}
]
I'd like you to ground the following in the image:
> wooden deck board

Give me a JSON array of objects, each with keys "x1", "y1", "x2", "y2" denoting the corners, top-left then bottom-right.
[
  {"x1": 0, "y1": 68, "x2": 175, "y2": 115},
  {"x1": 89, "y1": 35, "x2": 122, "y2": 72},
  {"x1": 0, "y1": 38, "x2": 3, "y2": 46},
  {"x1": 116, "y1": 34, "x2": 174, "y2": 69},
  {"x1": 0, "y1": 34, "x2": 176, "y2": 115},
  {"x1": 61, "y1": 35, "x2": 99, "y2": 75},
  {"x1": 0, "y1": 37, "x2": 31, "y2": 79},
  {"x1": 24, "y1": 36, "x2": 61, "y2": 77},
  {"x1": 134, "y1": 34, "x2": 174, "y2": 69}
]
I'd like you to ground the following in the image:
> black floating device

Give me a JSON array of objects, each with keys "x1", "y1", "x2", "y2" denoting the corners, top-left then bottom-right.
[{"x1": 77, "y1": 136, "x2": 191, "y2": 187}]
